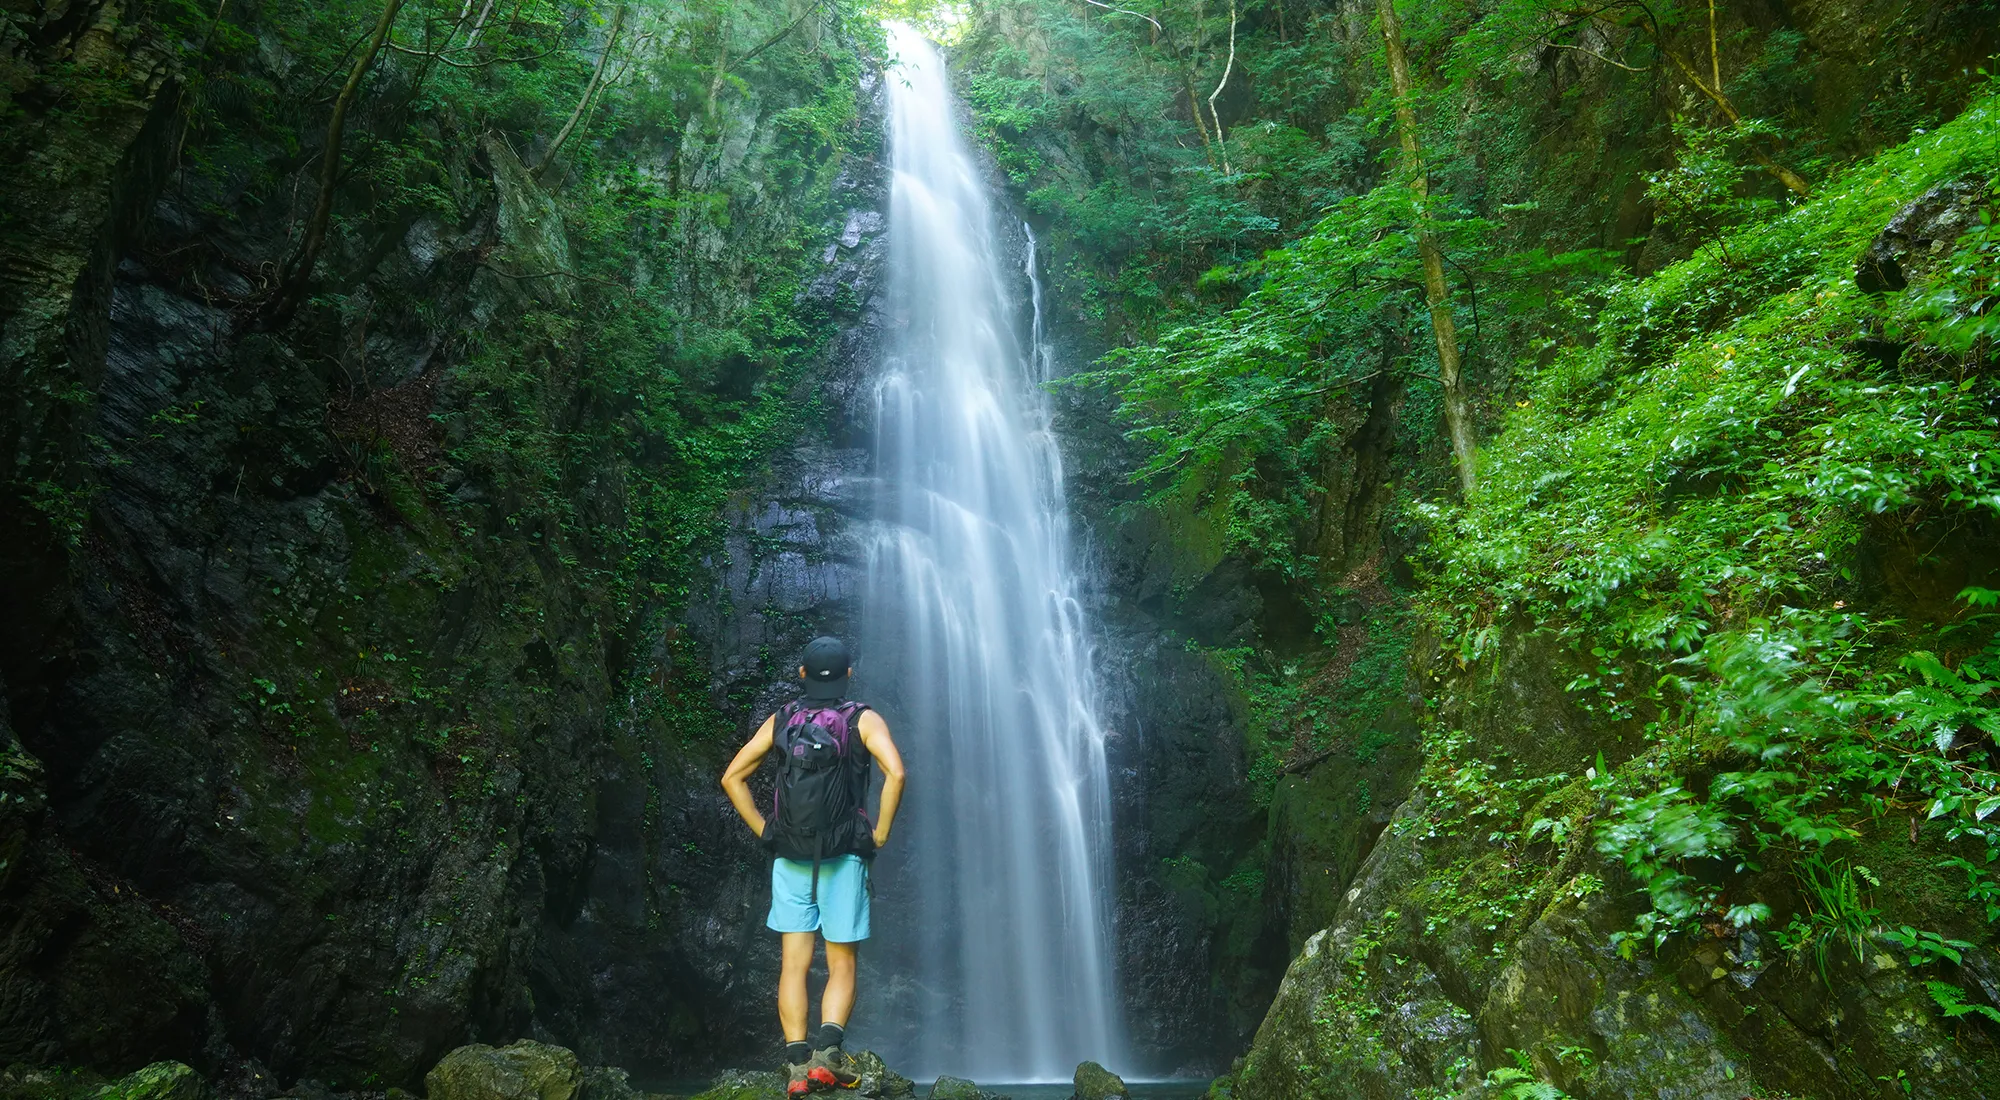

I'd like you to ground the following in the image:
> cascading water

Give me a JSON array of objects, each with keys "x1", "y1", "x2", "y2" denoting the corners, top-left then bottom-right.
[{"x1": 855, "y1": 22, "x2": 1122, "y2": 1083}]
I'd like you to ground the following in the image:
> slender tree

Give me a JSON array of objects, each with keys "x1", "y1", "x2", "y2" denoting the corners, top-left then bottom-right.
[
  {"x1": 537, "y1": 3, "x2": 627, "y2": 178},
  {"x1": 1207, "y1": 0, "x2": 1237, "y2": 175},
  {"x1": 1375, "y1": 0, "x2": 1476, "y2": 494},
  {"x1": 265, "y1": 0, "x2": 408, "y2": 325}
]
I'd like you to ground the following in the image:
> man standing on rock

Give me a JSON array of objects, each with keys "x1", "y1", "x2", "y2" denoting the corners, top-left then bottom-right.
[{"x1": 722, "y1": 636, "x2": 907, "y2": 1096}]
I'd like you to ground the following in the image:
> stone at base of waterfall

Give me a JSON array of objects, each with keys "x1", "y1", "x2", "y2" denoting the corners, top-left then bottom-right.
[
  {"x1": 687, "y1": 1051, "x2": 913, "y2": 1100},
  {"x1": 427, "y1": 1041, "x2": 581, "y2": 1100},
  {"x1": 927, "y1": 1076, "x2": 1010, "y2": 1100},
  {"x1": 93, "y1": 1063, "x2": 212, "y2": 1100},
  {"x1": 1069, "y1": 1063, "x2": 1128, "y2": 1100}
]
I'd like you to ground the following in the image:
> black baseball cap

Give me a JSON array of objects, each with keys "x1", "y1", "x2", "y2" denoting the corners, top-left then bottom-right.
[{"x1": 800, "y1": 636, "x2": 851, "y2": 700}]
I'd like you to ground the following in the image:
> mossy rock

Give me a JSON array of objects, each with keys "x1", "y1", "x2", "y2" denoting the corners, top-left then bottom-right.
[
  {"x1": 683, "y1": 1069, "x2": 781, "y2": 1100},
  {"x1": 574, "y1": 1068, "x2": 638, "y2": 1100},
  {"x1": 1069, "y1": 1063, "x2": 1126, "y2": 1100},
  {"x1": 92, "y1": 1064, "x2": 209, "y2": 1100},
  {"x1": 426, "y1": 1042, "x2": 580, "y2": 1100},
  {"x1": 925, "y1": 1078, "x2": 981, "y2": 1100},
  {"x1": 685, "y1": 1052, "x2": 913, "y2": 1100},
  {"x1": 835, "y1": 1051, "x2": 912, "y2": 1100}
]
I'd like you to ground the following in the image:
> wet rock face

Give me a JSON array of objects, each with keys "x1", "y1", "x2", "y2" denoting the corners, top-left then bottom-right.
[
  {"x1": 687, "y1": 71, "x2": 891, "y2": 726},
  {"x1": 0, "y1": 4, "x2": 892, "y2": 1091}
]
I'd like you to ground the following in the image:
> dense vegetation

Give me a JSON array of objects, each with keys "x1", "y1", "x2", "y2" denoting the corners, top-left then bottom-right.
[
  {"x1": 6, "y1": 0, "x2": 2000, "y2": 1092},
  {"x1": 946, "y1": 0, "x2": 2000, "y2": 1091}
]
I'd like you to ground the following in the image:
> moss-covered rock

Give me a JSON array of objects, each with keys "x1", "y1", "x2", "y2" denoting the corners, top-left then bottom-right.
[
  {"x1": 924, "y1": 1077, "x2": 982, "y2": 1100},
  {"x1": 1069, "y1": 1062, "x2": 1127, "y2": 1100},
  {"x1": 682, "y1": 1069, "x2": 782, "y2": 1100},
  {"x1": 424, "y1": 1043, "x2": 580, "y2": 1100},
  {"x1": 91, "y1": 1064, "x2": 208, "y2": 1100},
  {"x1": 573, "y1": 1067, "x2": 639, "y2": 1100},
  {"x1": 684, "y1": 1052, "x2": 911, "y2": 1100}
]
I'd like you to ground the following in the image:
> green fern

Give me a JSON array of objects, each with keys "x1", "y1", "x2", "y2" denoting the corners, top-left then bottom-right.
[
  {"x1": 1925, "y1": 980, "x2": 2000, "y2": 1024},
  {"x1": 1484, "y1": 1051, "x2": 1571, "y2": 1100}
]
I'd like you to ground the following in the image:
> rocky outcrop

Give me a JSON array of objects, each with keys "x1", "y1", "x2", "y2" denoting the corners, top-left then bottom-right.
[
  {"x1": 0, "y1": 3, "x2": 892, "y2": 1091},
  {"x1": 1856, "y1": 174, "x2": 1997, "y2": 292}
]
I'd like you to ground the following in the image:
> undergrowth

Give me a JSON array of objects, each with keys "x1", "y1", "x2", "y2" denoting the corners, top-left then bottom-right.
[{"x1": 1423, "y1": 85, "x2": 2000, "y2": 1004}]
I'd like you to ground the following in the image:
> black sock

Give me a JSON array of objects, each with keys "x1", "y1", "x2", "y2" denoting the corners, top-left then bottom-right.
[
  {"x1": 814, "y1": 1022, "x2": 845, "y2": 1051},
  {"x1": 784, "y1": 1040, "x2": 812, "y2": 1066}
]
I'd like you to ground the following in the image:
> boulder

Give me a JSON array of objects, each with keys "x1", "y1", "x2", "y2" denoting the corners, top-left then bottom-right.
[
  {"x1": 926, "y1": 1078, "x2": 982, "y2": 1100},
  {"x1": 1856, "y1": 174, "x2": 1996, "y2": 292},
  {"x1": 574, "y1": 1067, "x2": 639, "y2": 1100},
  {"x1": 94, "y1": 1064, "x2": 210, "y2": 1100},
  {"x1": 1070, "y1": 1062, "x2": 1128, "y2": 1100},
  {"x1": 426, "y1": 1042, "x2": 581, "y2": 1100},
  {"x1": 686, "y1": 1069, "x2": 783, "y2": 1100}
]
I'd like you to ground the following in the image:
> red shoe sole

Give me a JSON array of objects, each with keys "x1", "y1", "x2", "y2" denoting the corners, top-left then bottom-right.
[{"x1": 806, "y1": 1067, "x2": 857, "y2": 1090}]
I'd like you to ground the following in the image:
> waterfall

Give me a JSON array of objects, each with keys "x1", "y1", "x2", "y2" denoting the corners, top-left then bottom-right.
[{"x1": 855, "y1": 22, "x2": 1122, "y2": 1083}]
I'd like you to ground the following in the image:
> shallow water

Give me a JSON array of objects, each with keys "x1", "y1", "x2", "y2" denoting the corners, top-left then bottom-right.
[{"x1": 960, "y1": 1084, "x2": 1211, "y2": 1100}]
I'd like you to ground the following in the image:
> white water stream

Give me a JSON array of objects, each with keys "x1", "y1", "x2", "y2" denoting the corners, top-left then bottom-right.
[{"x1": 855, "y1": 22, "x2": 1122, "y2": 1082}]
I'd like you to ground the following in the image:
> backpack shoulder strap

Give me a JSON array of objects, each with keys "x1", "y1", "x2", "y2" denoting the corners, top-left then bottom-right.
[
  {"x1": 771, "y1": 701, "x2": 801, "y2": 754},
  {"x1": 836, "y1": 701, "x2": 869, "y2": 746}
]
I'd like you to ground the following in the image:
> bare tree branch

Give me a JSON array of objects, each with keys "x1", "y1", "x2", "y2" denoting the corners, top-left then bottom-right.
[
  {"x1": 1207, "y1": 0, "x2": 1237, "y2": 175},
  {"x1": 1080, "y1": 0, "x2": 1161, "y2": 31},
  {"x1": 265, "y1": 0, "x2": 407, "y2": 326},
  {"x1": 537, "y1": 4, "x2": 627, "y2": 178},
  {"x1": 1541, "y1": 39, "x2": 1648, "y2": 72}
]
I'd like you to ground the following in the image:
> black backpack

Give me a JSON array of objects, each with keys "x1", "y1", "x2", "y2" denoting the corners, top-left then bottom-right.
[{"x1": 765, "y1": 699, "x2": 875, "y2": 890}]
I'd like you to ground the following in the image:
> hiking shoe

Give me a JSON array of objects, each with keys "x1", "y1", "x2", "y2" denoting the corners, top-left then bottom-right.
[
  {"x1": 805, "y1": 1050, "x2": 859, "y2": 1090},
  {"x1": 786, "y1": 1062, "x2": 813, "y2": 1097}
]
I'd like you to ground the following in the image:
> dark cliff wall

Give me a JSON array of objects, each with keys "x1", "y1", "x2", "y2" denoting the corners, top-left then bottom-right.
[{"x1": 0, "y1": 1, "x2": 888, "y2": 1088}]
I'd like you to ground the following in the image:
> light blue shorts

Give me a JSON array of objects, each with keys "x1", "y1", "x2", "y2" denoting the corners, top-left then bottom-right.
[{"x1": 767, "y1": 854, "x2": 871, "y2": 942}]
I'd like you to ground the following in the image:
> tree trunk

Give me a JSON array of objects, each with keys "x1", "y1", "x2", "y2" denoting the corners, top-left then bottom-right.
[
  {"x1": 1375, "y1": 0, "x2": 1476, "y2": 495},
  {"x1": 1207, "y1": 0, "x2": 1237, "y2": 175},
  {"x1": 1662, "y1": 48, "x2": 1811, "y2": 197},
  {"x1": 536, "y1": 3, "x2": 626, "y2": 178},
  {"x1": 265, "y1": 0, "x2": 407, "y2": 326}
]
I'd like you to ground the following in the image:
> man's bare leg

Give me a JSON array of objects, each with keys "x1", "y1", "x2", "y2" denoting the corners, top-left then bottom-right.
[
  {"x1": 779, "y1": 931, "x2": 817, "y2": 1044},
  {"x1": 821, "y1": 939, "x2": 857, "y2": 1028}
]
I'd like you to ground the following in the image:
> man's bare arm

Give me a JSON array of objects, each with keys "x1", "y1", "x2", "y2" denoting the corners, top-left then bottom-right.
[
  {"x1": 857, "y1": 710, "x2": 906, "y2": 848},
  {"x1": 721, "y1": 715, "x2": 776, "y2": 837}
]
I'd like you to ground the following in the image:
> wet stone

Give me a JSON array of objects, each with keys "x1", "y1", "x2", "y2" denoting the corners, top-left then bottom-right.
[
  {"x1": 92, "y1": 1063, "x2": 210, "y2": 1100},
  {"x1": 1069, "y1": 1062, "x2": 1128, "y2": 1100},
  {"x1": 426, "y1": 1042, "x2": 581, "y2": 1100},
  {"x1": 926, "y1": 1077, "x2": 1008, "y2": 1100}
]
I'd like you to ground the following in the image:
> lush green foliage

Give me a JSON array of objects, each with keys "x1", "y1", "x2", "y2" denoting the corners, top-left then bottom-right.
[
  {"x1": 955, "y1": 0, "x2": 2000, "y2": 1061},
  {"x1": 1075, "y1": 184, "x2": 1610, "y2": 572},
  {"x1": 962, "y1": 0, "x2": 1989, "y2": 582},
  {"x1": 1426, "y1": 90, "x2": 2000, "y2": 959},
  {"x1": 91, "y1": 0, "x2": 892, "y2": 771}
]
